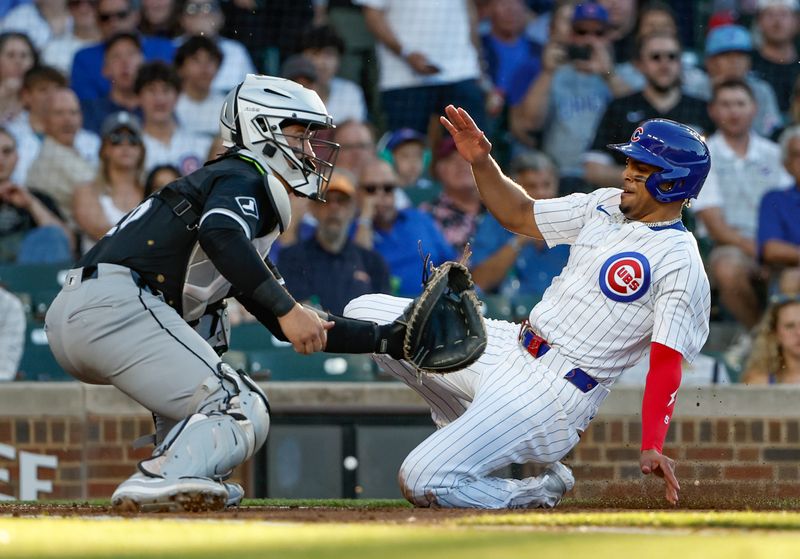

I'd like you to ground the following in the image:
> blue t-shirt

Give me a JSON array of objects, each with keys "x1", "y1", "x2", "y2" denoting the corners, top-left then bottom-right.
[
  {"x1": 279, "y1": 237, "x2": 391, "y2": 315},
  {"x1": 71, "y1": 37, "x2": 175, "y2": 101},
  {"x1": 374, "y1": 208, "x2": 456, "y2": 297},
  {"x1": 757, "y1": 185, "x2": 800, "y2": 256},
  {"x1": 471, "y1": 213, "x2": 570, "y2": 295}
]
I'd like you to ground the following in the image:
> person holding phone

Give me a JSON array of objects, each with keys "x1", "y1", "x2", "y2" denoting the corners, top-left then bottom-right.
[
  {"x1": 356, "y1": 0, "x2": 486, "y2": 135},
  {"x1": 510, "y1": 2, "x2": 629, "y2": 195}
]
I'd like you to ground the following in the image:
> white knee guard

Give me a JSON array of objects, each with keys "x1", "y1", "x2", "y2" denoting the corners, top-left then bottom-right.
[{"x1": 139, "y1": 363, "x2": 270, "y2": 480}]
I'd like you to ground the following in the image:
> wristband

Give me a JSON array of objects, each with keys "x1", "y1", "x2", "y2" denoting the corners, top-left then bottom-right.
[{"x1": 251, "y1": 276, "x2": 296, "y2": 317}]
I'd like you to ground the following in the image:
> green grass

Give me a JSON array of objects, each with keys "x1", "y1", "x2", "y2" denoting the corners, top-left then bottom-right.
[
  {"x1": 2, "y1": 517, "x2": 800, "y2": 559},
  {"x1": 459, "y1": 510, "x2": 800, "y2": 530}
]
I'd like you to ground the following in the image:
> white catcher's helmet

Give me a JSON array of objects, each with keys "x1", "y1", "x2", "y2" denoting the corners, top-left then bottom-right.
[{"x1": 220, "y1": 74, "x2": 339, "y2": 200}]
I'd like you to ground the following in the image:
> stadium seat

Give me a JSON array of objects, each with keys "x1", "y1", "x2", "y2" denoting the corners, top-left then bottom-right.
[
  {"x1": 17, "y1": 322, "x2": 71, "y2": 381},
  {"x1": 480, "y1": 294, "x2": 513, "y2": 320},
  {"x1": 246, "y1": 349, "x2": 376, "y2": 381},
  {"x1": 0, "y1": 262, "x2": 72, "y2": 319}
]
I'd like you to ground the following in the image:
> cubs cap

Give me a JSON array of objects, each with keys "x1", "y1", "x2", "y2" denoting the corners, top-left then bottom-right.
[
  {"x1": 705, "y1": 25, "x2": 753, "y2": 57},
  {"x1": 386, "y1": 128, "x2": 426, "y2": 152},
  {"x1": 572, "y1": 2, "x2": 609, "y2": 25}
]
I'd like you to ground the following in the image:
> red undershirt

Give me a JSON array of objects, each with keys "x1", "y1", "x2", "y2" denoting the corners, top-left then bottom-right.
[{"x1": 641, "y1": 342, "x2": 683, "y2": 453}]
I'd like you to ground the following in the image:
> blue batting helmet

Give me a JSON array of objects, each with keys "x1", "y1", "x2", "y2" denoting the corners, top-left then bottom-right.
[{"x1": 607, "y1": 119, "x2": 711, "y2": 203}]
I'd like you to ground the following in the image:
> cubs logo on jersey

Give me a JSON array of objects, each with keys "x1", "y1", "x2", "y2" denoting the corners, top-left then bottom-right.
[{"x1": 598, "y1": 251, "x2": 651, "y2": 302}]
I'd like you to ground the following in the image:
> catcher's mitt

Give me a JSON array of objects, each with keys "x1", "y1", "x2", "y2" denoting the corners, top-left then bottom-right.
[{"x1": 397, "y1": 257, "x2": 487, "y2": 374}]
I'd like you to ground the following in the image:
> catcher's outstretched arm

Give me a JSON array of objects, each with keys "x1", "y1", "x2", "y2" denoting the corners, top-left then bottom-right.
[{"x1": 440, "y1": 105, "x2": 543, "y2": 239}]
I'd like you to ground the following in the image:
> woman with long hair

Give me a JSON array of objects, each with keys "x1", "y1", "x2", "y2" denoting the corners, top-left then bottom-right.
[
  {"x1": 73, "y1": 111, "x2": 145, "y2": 252},
  {"x1": 0, "y1": 32, "x2": 38, "y2": 125},
  {"x1": 742, "y1": 294, "x2": 800, "y2": 384}
]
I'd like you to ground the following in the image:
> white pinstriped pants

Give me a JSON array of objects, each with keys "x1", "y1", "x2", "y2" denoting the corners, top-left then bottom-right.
[{"x1": 345, "y1": 294, "x2": 609, "y2": 509}]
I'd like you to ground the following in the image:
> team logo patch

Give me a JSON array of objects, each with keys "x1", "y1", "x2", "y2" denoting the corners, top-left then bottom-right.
[
  {"x1": 598, "y1": 252, "x2": 651, "y2": 302},
  {"x1": 631, "y1": 126, "x2": 644, "y2": 142},
  {"x1": 236, "y1": 196, "x2": 259, "y2": 219}
]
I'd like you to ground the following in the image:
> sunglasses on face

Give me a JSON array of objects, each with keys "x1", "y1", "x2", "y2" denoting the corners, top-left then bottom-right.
[
  {"x1": 362, "y1": 183, "x2": 396, "y2": 195},
  {"x1": 574, "y1": 28, "x2": 605, "y2": 37},
  {"x1": 98, "y1": 9, "x2": 130, "y2": 22},
  {"x1": 184, "y1": 2, "x2": 218, "y2": 15},
  {"x1": 647, "y1": 51, "x2": 680, "y2": 62},
  {"x1": 107, "y1": 131, "x2": 141, "y2": 146}
]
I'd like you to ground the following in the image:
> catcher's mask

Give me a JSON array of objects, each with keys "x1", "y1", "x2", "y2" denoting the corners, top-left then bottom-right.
[{"x1": 220, "y1": 74, "x2": 340, "y2": 201}]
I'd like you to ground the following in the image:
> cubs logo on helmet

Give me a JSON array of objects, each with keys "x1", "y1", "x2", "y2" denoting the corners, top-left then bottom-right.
[
  {"x1": 599, "y1": 252, "x2": 651, "y2": 302},
  {"x1": 631, "y1": 127, "x2": 644, "y2": 142}
]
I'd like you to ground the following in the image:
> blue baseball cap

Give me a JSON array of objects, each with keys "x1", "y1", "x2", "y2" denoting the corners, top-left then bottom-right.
[
  {"x1": 572, "y1": 2, "x2": 609, "y2": 26},
  {"x1": 705, "y1": 25, "x2": 753, "y2": 57},
  {"x1": 385, "y1": 128, "x2": 426, "y2": 152}
]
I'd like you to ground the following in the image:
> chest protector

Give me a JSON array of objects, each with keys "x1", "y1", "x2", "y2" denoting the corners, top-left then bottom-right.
[{"x1": 181, "y1": 153, "x2": 291, "y2": 322}]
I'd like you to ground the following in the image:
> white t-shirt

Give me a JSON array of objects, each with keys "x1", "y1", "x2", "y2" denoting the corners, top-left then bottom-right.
[
  {"x1": 325, "y1": 77, "x2": 367, "y2": 124},
  {"x1": 0, "y1": 3, "x2": 72, "y2": 51},
  {"x1": 692, "y1": 132, "x2": 793, "y2": 239},
  {"x1": 353, "y1": 0, "x2": 481, "y2": 91},
  {"x1": 142, "y1": 129, "x2": 213, "y2": 175},
  {"x1": 531, "y1": 188, "x2": 711, "y2": 383},
  {"x1": 175, "y1": 93, "x2": 226, "y2": 138}
]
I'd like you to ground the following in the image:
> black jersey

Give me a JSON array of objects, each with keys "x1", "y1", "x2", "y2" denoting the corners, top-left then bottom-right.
[{"x1": 81, "y1": 151, "x2": 288, "y2": 318}]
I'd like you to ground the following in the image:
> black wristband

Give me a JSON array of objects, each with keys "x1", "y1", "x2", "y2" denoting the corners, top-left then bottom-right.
[
  {"x1": 324, "y1": 314, "x2": 380, "y2": 353},
  {"x1": 251, "y1": 277, "x2": 296, "y2": 317}
]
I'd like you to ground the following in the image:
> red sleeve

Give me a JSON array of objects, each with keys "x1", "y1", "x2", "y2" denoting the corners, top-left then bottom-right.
[{"x1": 641, "y1": 342, "x2": 683, "y2": 453}]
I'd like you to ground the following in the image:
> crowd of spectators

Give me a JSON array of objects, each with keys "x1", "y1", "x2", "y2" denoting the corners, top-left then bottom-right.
[{"x1": 1, "y1": 0, "x2": 799, "y2": 384}]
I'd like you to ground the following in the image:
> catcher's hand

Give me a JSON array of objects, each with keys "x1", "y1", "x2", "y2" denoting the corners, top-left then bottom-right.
[{"x1": 391, "y1": 257, "x2": 487, "y2": 374}]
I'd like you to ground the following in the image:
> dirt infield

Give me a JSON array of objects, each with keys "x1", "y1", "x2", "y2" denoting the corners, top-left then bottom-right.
[{"x1": 4, "y1": 492, "x2": 800, "y2": 522}]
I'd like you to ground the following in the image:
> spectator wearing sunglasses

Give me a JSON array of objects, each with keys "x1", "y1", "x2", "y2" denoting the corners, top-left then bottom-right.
[
  {"x1": 0, "y1": 0, "x2": 71, "y2": 52},
  {"x1": 356, "y1": 157, "x2": 454, "y2": 297},
  {"x1": 80, "y1": 31, "x2": 144, "y2": 134},
  {"x1": 511, "y1": 2, "x2": 628, "y2": 195},
  {"x1": 70, "y1": 0, "x2": 175, "y2": 102},
  {"x1": 742, "y1": 294, "x2": 800, "y2": 384},
  {"x1": 176, "y1": 0, "x2": 255, "y2": 96},
  {"x1": 73, "y1": 111, "x2": 145, "y2": 253},
  {"x1": 40, "y1": 0, "x2": 102, "y2": 75},
  {"x1": 278, "y1": 172, "x2": 391, "y2": 315},
  {"x1": 584, "y1": 31, "x2": 712, "y2": 188}
]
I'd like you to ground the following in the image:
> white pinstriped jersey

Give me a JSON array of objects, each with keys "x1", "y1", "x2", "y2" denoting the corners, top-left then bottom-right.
[{"x1": 531, "y1": 188, "x2": 711, "y2": 384}]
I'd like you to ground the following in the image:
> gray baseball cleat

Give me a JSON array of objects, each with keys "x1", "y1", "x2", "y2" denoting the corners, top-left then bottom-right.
[
  {"x1": 111, "y1": 472, "x2": 228, "y2": 513},
  {"x1": 539, "y1": 461, "x2": 575, "y2": 508},
  {"x1": 223, "y1": 481, "x2": 244, "y2": 508}
]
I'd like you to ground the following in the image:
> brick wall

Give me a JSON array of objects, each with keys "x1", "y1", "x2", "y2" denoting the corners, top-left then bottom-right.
[{"x1": 2, "y1": 383, "x2": 799, "y2": 502}]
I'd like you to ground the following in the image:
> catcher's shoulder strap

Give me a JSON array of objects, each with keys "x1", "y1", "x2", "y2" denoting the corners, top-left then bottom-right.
[{"x1": 156, "y1": 186, "x2": 200, "y2": 230}]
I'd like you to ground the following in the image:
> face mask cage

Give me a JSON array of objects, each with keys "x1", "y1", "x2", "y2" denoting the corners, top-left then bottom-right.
[{"x1": 252, "y1": 115, "x2": 340, "y2": 201}]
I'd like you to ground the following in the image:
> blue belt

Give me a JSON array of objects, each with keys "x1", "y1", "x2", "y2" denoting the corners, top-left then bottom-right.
[{"x1": 519, "y1": 325, "x2": 599, "y2": 393}]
